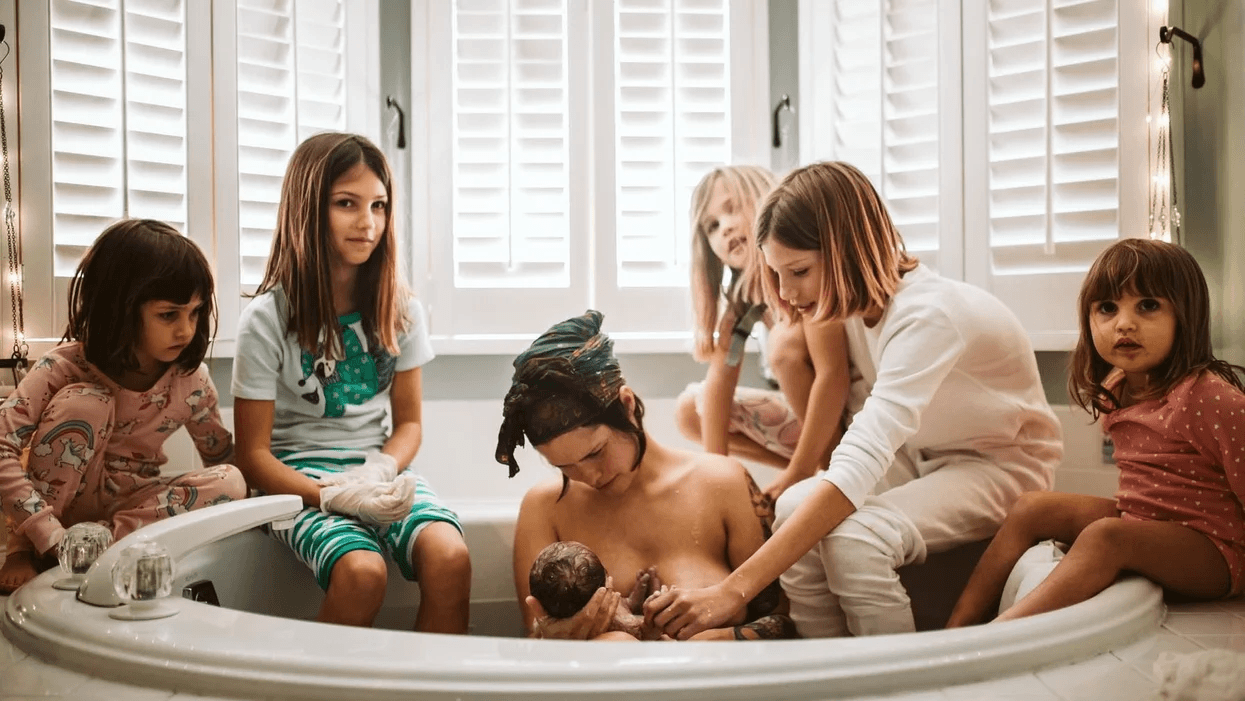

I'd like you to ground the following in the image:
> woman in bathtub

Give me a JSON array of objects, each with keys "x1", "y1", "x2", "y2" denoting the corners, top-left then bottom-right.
[{"x1": 496, "y1": 310, "x2": 797, "y2": 640}]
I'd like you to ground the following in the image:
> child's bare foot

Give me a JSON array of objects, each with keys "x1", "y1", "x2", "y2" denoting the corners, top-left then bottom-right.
[{"x1": 0, "y1": 551, "x2": 39, "y2": 594}]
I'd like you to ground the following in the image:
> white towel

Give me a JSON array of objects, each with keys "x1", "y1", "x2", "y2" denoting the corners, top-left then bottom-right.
[{"x1": 1153, "y1": 649, "x2": 1245, "y2": 701}]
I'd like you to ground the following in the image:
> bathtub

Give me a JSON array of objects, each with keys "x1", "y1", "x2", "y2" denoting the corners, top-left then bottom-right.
[{"x1": 2, "y1": 494, "x2": 1165, "y2": 701}]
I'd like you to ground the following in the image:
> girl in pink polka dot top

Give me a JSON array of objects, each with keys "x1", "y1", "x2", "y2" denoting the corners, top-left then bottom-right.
[{"x1": 948, "y1": 238, "x2": 1245, "y2": 627}]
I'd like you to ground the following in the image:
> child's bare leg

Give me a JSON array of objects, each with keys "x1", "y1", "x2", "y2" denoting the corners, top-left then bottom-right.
[
  {"x1": 674, "y1": 388, "x2": 794, "y2": 468},
  {"x1": 411, "y1": 521, "x2": 472, "y2": 634},
  {"x1": 0, "y1": 551, "x2": 39, "y2": 594},
  {"x1": 946, "y1": 492, "x2": 1117, "y2": 627},
  {"x1": 997, "y1": 518, "x2": 1231, "y2": 622},
  {"x1": 318, "y1": 550, "x2": 388, "y2": 626},
  {"x1": 766, "y1": 318, "x2": 814, "y2": 421}
]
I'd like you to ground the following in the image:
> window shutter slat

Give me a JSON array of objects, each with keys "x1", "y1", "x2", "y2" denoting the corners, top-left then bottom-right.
[
  {"x1": 452, "y1": 0, "x2": 570, "y2": 289},
  {"x1": 614, "y1": 0, "x2": 729, "y2": 287},
  {"x1": 50, "y1": 0, "x2": 188, "y2": 277},
  {"x1": 236, "y1": 0, "x2": 347, "y2": 287},
  {"x1": 987, "y1": 0, "x2": 1118, "y2": 276}
]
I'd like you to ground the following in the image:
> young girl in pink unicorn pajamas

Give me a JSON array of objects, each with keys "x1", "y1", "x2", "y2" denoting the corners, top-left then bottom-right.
[{"x1": 0, "y1": 220, "x2": 247, "y2": 593}]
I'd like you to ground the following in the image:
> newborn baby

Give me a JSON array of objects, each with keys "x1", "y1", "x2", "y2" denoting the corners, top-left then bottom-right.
[{"x1": 529, "y1": 541, "x2": 666, "y2": 640}]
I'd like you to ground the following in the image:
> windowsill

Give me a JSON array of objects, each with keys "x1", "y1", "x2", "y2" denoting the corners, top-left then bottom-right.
[
  {"x1": 430, "y1": 331, "x2": 705, "y2": 356},
  {"x1": 26, "y1": 330, "x2": 1075, "y2": 361}
]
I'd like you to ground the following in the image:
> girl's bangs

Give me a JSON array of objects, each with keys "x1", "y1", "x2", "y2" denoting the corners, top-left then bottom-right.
[
  {"x1": 1081, "y1": 242, "x2": 1180, "y2": 304},
  {"x1": 138, "y1": 244, "x2": 214, "y2": 306}
]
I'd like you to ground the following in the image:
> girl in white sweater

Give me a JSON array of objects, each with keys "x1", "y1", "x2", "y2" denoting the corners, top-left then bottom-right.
[{"x1": 646, "y1": 161, "x2": 1062, "y2": 638}]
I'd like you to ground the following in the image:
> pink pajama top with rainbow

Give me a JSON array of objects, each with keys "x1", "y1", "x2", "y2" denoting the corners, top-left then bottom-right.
[
  {"x1": 1103, "y1": 371, "x2": 1245, "y2": 595},
  {"x1": 0, "y1": 343, "x2": 235, "y2": 554}
]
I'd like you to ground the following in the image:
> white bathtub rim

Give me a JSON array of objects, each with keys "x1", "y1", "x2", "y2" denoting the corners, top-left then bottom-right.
[{"x1": 4, "y1": 570, "x2": 1164, "y2": 700}]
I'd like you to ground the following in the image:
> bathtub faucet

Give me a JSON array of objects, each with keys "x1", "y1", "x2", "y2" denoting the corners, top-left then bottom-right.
[{"x1": 77, "y1": 495, "x2": 304, "y2": 608}]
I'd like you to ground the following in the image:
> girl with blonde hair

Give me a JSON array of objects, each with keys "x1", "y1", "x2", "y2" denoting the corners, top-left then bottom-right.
[
  {"x1": 648, "y1": 161, "x2": 1061, "y2": 639},
  {"x1": 676, "y1": 165, "x2": 842, "y2": 503}
]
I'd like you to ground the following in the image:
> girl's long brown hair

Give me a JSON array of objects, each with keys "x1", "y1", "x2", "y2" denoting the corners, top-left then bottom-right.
[
  {"x1": 256, "y1": 133, "x2": 408, "y2": 358},
  {"x1": 1069, "y1": 238, "x2": 1245, "y2": 417},
  {"x1": 754, "y1": 161, "x2": 917, "y2": 322},
  {"x1": 689, "y1": 165, "x2": 777, "y2": 359}
]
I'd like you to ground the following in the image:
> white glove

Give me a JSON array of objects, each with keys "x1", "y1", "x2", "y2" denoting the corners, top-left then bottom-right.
[
  {"x1": 318, "y1": 451, "x2": 400, "y2": 487},
  {"x1": 319, "y1": 474, "x2": 417, "y2": 526}
]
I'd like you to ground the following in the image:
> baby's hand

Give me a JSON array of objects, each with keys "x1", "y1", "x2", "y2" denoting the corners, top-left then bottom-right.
[{"x1": 625, "y1": 566, "x2": 660, "y2": 614}]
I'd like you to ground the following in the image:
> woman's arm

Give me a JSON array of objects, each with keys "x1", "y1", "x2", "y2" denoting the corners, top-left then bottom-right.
[
  {"x1": 762, "y1": 317, "x2": 849, "y2": 502},
  {"x1": 382, "y1": 367, "x2": 423, "y2": 468},
  {"x1": 647, "y1": 479, "x2": 855, "y2": 639},
  {"x1": 232, "y1": 398, "x2": 323, "y2": 507}
]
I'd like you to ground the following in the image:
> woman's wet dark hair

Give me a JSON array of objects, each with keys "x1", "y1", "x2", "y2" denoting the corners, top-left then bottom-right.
[
  {"x1": 65, "y1": 219, "x2": 216, "y2": 377},
  {"x1": 496, "y1": 310, "x2": 647, "y2": 499}
]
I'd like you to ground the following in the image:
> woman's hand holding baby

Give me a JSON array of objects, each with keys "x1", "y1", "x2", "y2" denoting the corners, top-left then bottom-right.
[{"x1": 526, "y1": 575, "x2": 623, "y2": 640}]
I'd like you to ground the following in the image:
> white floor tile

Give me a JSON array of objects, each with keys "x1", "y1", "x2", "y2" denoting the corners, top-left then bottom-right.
[
  {"x1": 0, "y1": 633, "x2": 29, "y2": 673},
  {"x1": 1109, "y1": 629, "x2": 1205, "y2": 680},
  {"x1": 1184, "y1": 634, "x2": 1245, "y2": 652},
  {"x1": 1, "y1": 656, "x2": 92, "y2": 696},
  {"x1": 1162, "y1": 611, "x2": 1245, "y2": 636},
  {"x1": 1034, "y1": 654, "x2": 1156, "y2": 701},
  {"x1": 1217, "y1": 598, "x2": 1245, "y2": 617},
  {"x1": 940, "y1": 673, "x2": 1062, "y2": 701},
  {"x1": 71, "y1": 677, "x2": 176, "y2": 701},
  {"x1": 831, "y1": 690, "x2": 949, "y2": 701},
  {"x1": 167, "y1": 695, "x2": 264, "y2": 701}
]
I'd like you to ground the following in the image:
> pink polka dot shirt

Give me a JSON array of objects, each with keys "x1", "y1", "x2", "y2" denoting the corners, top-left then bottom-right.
[{"x1": 1103, "y1": 370, "x2": 1245, "y2": 594}]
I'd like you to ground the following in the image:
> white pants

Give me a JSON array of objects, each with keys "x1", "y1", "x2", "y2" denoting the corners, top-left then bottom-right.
[{"x1": 775, "y1": 452, "x2": 1049, "y2": 638}]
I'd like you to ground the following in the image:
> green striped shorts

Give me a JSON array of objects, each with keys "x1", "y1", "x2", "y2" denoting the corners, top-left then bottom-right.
[{"x1": 270, "y1": 449, "x2": 462, "y2": 591}]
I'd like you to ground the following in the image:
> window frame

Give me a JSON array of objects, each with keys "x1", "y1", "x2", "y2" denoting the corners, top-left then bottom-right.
[
  {"x1": 798, "y1": 0, "x2": 1149, "y2": 351},
  {"x1": 411, "y1": 0, "x2": 771, "y2": 355}
]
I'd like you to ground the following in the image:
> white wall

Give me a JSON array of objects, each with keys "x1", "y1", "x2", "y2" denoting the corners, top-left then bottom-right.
[{"x1": 165, "y1": 401, "x2": 1115, "y2": 505}]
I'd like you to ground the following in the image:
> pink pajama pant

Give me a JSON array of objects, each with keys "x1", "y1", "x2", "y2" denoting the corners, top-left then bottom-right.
[{"x1": 7, "y1": 382, "x2": 246, "y2": 555}]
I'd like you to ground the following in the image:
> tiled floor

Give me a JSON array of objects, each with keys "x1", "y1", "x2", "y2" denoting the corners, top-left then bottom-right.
[{"x1": 2, "y1": 587, "x2": 1242, "y2": 701}]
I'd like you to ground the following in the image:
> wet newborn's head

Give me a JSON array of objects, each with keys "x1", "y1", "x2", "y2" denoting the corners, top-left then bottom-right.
[{"x1": 529, "y1": 541, "x2": 607, "y2": 619}]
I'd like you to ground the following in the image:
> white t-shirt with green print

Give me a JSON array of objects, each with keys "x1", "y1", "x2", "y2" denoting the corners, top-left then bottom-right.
[{"x1": 232, "y1": 289, "x2": 435, "y2": 456}]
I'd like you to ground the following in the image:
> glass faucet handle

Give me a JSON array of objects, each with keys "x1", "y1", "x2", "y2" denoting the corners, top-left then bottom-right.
[
  {"x1": 108, "y1": 540, "x2": 179, "y2": 620},
  {"x1": 51, "y1": 522, "x2": 112, "y2": 591}
]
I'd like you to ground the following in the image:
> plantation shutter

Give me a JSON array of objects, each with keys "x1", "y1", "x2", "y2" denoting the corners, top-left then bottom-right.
[
  {"x1": 969, "y1": 0, "x2": 1123, "y2": 345},
  {"x1": 798, "y1": 0, "x2": 946, "y2": 271},
  {"x1": 235, "y1": 0, "x2": 347, "y2": 289},
  {"x1": 49, "y1": 0, "x2": 188, "y2": 278},
  {"x1": 612, "y1": 0, "x2": 731, "y2": 289},
  {"x1": 450, "y1": 0, "x2": 570, "y2": 290}
]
